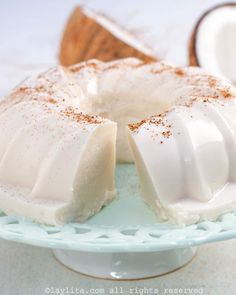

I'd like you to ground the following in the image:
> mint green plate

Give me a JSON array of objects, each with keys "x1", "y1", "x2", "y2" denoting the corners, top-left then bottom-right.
[{"x1": 1, "y1": 164, "x2": 236, "y2": 279}]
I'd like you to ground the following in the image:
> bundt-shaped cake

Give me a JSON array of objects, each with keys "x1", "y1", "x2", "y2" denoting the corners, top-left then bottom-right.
[{"x1": 0, "y1": 58, "x2": 236, "y2": 225}]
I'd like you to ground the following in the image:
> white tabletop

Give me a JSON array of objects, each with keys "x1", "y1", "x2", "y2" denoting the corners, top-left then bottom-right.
[{"x1": 0, "y1": 1, "x2": 235, "y2": 294}]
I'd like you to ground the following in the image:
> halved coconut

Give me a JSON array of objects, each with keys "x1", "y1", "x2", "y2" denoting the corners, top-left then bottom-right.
[
  {"x1": 59, "y1": 6, "x2": 157, "y2": 66},
  {"x1": 189, "y1": 3, "x2": 236, "y2": 84}
]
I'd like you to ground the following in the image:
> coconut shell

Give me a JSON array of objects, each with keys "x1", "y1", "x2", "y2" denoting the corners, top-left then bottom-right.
[{"x1": 59, "y1": 7, "x2": 157, "y2": 66}]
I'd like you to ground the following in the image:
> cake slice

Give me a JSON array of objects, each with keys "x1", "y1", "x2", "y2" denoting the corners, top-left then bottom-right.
[{"x1": 0, "y1": 66, "x2": 117, "y2": 225}]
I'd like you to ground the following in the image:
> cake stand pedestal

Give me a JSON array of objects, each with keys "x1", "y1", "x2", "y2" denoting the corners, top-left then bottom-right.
[{"x1": 53, "y1": 247, "x2": 196, "y2": 279}]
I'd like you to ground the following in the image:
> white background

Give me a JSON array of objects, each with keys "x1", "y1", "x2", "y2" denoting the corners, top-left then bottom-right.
[{"x1": 0, "y1": 1, "x2": 236, "y2": 294}]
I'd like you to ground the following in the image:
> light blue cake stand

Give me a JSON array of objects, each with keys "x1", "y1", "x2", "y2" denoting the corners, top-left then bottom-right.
[{"x1": 1, "y1": 164, "x2": 236, "y2": 279}]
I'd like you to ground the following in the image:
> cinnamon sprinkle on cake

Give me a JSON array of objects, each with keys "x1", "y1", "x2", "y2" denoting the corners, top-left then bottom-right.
[
  {"x1": 128, "y1": 119, "x2": 147, "y2": 132},
  {"x1": 69, "y1": 62, "x2": 98, "y2": 73},
  {"x1": 129, "y1": 111, "x2": 172, "y2": 142},
  {"x1": 175, "y1": 68, "x2": 185, "y2": 76},
  {"x1": 220, "y1": 89, "x2": 232, "y2": 99},
  {"x1": 48, "y1": 98, "x2": 57, "y2": 104},
  {"x1": 61, "y1": 107, "x2": 102, "y2": 124},
  {"x1": 208, "y1": 76, "x2": 217, "y2": 88}
]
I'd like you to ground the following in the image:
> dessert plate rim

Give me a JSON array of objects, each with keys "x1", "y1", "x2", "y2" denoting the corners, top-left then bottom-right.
[{"x1": 0, "y1": 209, "x2": 236, "y2": 252}]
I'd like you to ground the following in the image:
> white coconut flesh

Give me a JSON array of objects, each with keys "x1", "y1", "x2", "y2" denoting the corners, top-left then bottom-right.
[{"x1": 195, "y1": 5, "x2": 236, "y2": 84}]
